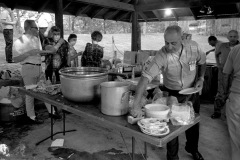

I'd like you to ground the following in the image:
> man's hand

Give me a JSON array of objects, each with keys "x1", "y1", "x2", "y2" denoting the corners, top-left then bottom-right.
[
  {"x1": 206, "y1": 51, "x2": 211, "y2": 55},
  {"x1": 194, "y1": 78, "x2": 204, "y2": 89},
  {"x1": 130, "y1": 106, "x2": 144, "y2": 118}
]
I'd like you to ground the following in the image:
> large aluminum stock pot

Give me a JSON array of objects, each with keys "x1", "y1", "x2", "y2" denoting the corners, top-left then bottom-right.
[
  {"x1": 100, "y1": 81, "x2": 131, "y2": 116},
  {"x1": 59, "y1": 67, "x2": 108, "y2": 102}
]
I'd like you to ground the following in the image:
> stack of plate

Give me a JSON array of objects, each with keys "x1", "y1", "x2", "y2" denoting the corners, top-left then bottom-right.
[{"x1": 137, "y1": 118, "x2": 170, "y2": 136}]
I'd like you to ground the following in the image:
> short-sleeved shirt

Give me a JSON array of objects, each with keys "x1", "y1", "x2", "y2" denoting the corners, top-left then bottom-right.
[
  {"x1": 215, "y1": 40, "x2": 222, "y2": 53},
  {"x1": 42, "y1": 38, "x2": 69, "y2": 70},
  {"x1": 142, "y1": 41, "x2": 206, "y2": 90},
  {"x1": 37, "y1": 13, "x2": 52, "y2": 28},
  {"x1": 0, "y1": 10, "x2": 13, "y2": 29},
  {"x1": 223, "y1": 44, "x2": 240, "y2": 94},
  {"x1": 81, "y1": 43, "x2": 104, "y2": 67},
  {"x1": 216, "y1": 41, "x2": 239, "y2": 68},
  {"x1": 12, "y1": 34, "x2": 42, "y2": 64}
]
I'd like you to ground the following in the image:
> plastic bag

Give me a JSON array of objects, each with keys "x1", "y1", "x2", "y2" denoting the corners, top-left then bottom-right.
[{"x1": 170, "y1": 101, "x2": 195, "y2": 125}]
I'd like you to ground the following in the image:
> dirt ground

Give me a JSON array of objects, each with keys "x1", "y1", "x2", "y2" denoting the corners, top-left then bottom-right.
[{"x1": 0, "y1": 103, "x2": 230, "y2": 160}]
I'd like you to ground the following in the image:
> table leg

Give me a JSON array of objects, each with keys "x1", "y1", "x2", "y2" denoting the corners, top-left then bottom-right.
[
  {"x1": 63, "y1": 110, "x2": 65, "y2": 135},
  {"x1": 51, "y1": 105, "x2": 53, "y2": 140},
  {"x1": 35, "y1": 106, "x2": 77, "y2": 146},
  {"x1": 132, "y1": 137, "x2": 135, "y2": 160},
  {"x1": 144, "y1": 142, "x2": 148, "y2": 159}
]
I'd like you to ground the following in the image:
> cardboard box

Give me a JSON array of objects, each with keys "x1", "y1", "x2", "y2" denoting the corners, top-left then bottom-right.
[
  {"x1": 136, "y1": 51, "x2": 150, "y2": 65},
  {"x1": 123, "y1": 51, "x2": 137, "y2": 65}
]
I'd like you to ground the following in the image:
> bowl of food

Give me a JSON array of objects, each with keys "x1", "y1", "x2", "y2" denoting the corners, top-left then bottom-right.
[{"x1": 144, "y1": 104, "x2": 170, "y2": 120}]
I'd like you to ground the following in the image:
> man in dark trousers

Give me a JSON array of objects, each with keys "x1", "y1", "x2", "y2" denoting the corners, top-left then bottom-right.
[
  {"x1": 130, "y1": 25, "x2": 206, "y2": 160},
  {"x1": 0, "y1": 7, "x2": 17, "y2": 63},
  {"x1": 211, "y1": 30, "x2": 239, "y2": 119}
]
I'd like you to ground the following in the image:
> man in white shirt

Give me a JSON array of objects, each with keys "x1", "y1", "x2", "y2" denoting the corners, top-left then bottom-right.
[
  {"x1": 13, "y1": 20, "x2": 61, "y2": 124},
  {"x1": 37, "y1": 13, "x2": 53, "y2": 44},
  {"x1": 0, "y1": 7, "x2": 17, "y2": 63},
  {"x1": 223, "y1": 44, "x2": 240, "y2": 160}
]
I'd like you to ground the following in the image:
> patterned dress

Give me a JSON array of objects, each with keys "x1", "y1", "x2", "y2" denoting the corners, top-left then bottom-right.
[
  {"x1": 42, "y1": 38, "x2": 69, "y2": 82},
  {"x1": 81, "y1": 43, "x2": 104, "y2": 67}
]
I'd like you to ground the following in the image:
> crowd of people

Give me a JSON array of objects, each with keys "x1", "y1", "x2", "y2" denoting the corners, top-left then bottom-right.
[
  {"x1": 0, "y1": 8, "x2": 105, "y2": 124},
  {"x1": 1, "y1": 7, "x2": 240, "y2": 160}
]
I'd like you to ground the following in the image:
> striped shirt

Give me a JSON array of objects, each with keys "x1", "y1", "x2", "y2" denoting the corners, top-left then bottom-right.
[{"x1": 142, "y1": 41, "x2": 206, "y2": 90}]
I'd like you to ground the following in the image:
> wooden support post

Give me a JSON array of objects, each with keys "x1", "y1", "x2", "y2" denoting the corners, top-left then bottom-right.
[
  {"x1": 131, "y1": 11, "x2": 138, "y2": 51},
  {"x1": 55, "y1": 0, "x2": 64, "y2": 38}
]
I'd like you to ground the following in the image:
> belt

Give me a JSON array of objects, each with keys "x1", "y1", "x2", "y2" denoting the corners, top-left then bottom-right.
[{"x1": 24, "y1": 63, "x2": 41, "y2": 66}]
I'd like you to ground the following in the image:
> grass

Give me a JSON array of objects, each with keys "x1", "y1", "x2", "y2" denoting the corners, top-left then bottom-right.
[{"x1": 0, "y1": 33, "x2": 229, "y2": 64}]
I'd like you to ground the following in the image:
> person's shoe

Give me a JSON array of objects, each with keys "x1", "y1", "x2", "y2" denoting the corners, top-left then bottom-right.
[
  {"x1": 7, "y1": 60, "x2": 15, "y2": 63},
  {"x1": 211, "y1": 113, "x2": 221, "y2": 119},
  {"x1": 28, "y1": 117, "x2": 44, "y2": 124},
  {"x1": 185, "y1": 148, "x2": 204, "y2": 160},
  {"x1": 49, "y1": 113, "x2": 62, "y2": 120}
]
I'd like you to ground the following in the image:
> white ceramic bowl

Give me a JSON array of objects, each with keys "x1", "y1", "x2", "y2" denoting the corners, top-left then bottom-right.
[{"x1": 144, "y1": 104, "x2": 170, "y2": 120}]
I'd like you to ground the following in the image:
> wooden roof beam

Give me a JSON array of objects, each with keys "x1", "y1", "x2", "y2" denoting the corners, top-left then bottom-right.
[
  {"x1": 236, "y1": 3, "x2": 240, "y2": 15},
  {"x1": 91, "y1": 8, "x2": 108, "y2": 18},
  {"x1": 135, "y1": 0, "x2": 240, "y2": 12},
  {"x1": 115, "y1": 12, "x2": 130, "y2": 21},
  {"x1": 121, "y1": 0, "x2": 131, "y2": 3},
  {"x1": 75, "y1": 4, "x2": 92, "y2": 16},
  {"x1": 189, "y1": 8, "x2": 198, "y2": 20},
  {"x1": 104, "y1": 10, "x2": 120, "y2": 20},
  {"x1": 138, "y1": 12, "x2": 147, "y2": 22},
  {"x1": 63, "y1": 2, "x2": 72, "y2": 11},
  {"x1": 38, "y1": 0, "x2": 50, "y2": 12},
  {"x1": 71, "y1": 0, "x2": 134, "y2": 11},
  {"x1": 152, "y1": 10, "x2": 162, "y2": 21}
]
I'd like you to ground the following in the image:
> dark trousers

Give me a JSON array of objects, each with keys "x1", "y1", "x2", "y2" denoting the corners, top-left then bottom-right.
[
  {"x1": 3, "y1": 29, "x2": 13, "y2": 62},
  {"x1": 161, "y1": 86, "x2": 200, "y2": 160},
  {"x1": 45, "y1": 68, "x2": 60, "y2": 83},
  {"x1": 39, "y1": 27, "x2": 47, "y2": 45}
]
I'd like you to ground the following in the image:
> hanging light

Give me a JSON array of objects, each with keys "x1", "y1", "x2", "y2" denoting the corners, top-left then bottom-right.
[
  {"x1": 199, "y1": 5, "x2": 213, "y2": 14},
  {"x1": 199, "y1": 6, "x2": 205, "y2": 13},
  {"x1": 165, "y1": 8, "x2": 172, "y2": 16},
  {"x1": 207, "y1": 6, "x2": 214, "y2": 14}
]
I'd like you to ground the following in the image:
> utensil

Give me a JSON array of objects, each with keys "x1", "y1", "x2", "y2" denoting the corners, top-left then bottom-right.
[{"x1": 179, "y1": 87, "x2": 202, "y2": 95}]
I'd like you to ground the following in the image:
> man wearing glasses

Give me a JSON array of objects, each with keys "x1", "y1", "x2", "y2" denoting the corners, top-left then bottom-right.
[
  {"x1": 130, "y1": 25, "x2": 206, "y2": 160},
  {"x1": 12, "y1": 20, "x2": 61, "y2": 124}
]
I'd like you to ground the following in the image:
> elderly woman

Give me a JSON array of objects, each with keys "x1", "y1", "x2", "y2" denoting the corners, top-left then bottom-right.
[
  {"x1": 42, "y1": 26, "x2": 69, "y2": 83},
  {"x1": 81, "y1": 31, "x2": 104, "y2": 67}
]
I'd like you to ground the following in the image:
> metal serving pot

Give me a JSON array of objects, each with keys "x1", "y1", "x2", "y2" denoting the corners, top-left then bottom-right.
[
  {"x1": 100, "y1": 81, "x2": 131, "y2": 116},
  {"x1": 59, "y1": 67, "x2": 108, "y2": 102}
]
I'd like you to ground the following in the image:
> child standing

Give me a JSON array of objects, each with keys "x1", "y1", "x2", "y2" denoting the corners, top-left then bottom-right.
[
  {"x1": 68, "y1": 34, "x2": 82, "y2": 67},
  {"x1": 81, "y1": 31, "x2": 104, "y2": 67}
]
